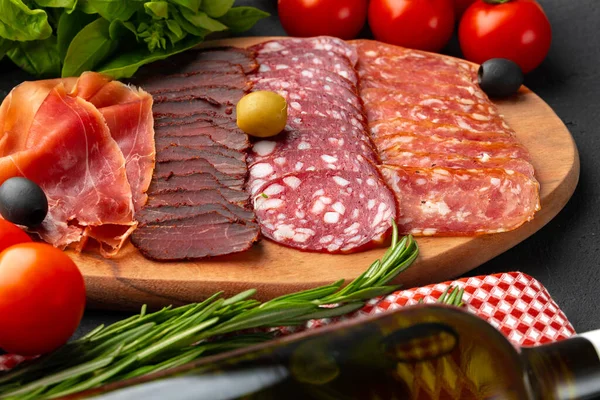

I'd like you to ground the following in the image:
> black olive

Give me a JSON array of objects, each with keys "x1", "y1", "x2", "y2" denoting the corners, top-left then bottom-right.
[
  {"x1": 0, "y1": 177, "x2": 48, "y2": 227},
  {"x1": 478, "y1": 58, "x2": 524, "y2": 98}
]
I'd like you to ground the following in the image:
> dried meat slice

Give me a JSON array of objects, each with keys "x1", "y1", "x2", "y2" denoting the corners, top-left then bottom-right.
[
  {"x1": 155, "y1": 124, "x2": 248, "y2": 152},
  {"x1": 131, "y1": 216, "x2": 259, "y2": 261},
  {"x1": 380, "y1": 166, "x2": 540, "y2": 235},
  {"x1": 257, "y1": 53, "x2": 356, "y2": 84},
  {"x1": 152, "y1": 98, "x2": 235, "y2": 119},
  {"x1": 251, "y1": 36, "x2": 358, "y2": 66},
  {"x1": 134, "y1": 72, "x2": 249, "y2": 95},
  {"x1": 360, "y1": 80, "x2": 487, "y2": 104},
  {"x1": 379, "y1": 150, "x2": 536, "y2": 179},
  {"x1": 136, "y1": 203, "x2": 240, "y2": 226},
  {"x1": 254, "y1": 170, "x2": 396, "y2": 253},
  {"x1": 154, "y1": 86, "x2": 246, "y2": 105},
  {"x1": 149, "y1": 173, "x2": 243, "y2": 193},
  {"x1": 154, "y1": 159, "x2": 245, "y2": 187},
  {"x1": 156, "y1": 147, "x2": 246, "y2": 176},
  {"x1": 147, "y1": 188, "x2": 249, "y2": 208},
  {"x1": 137, "y1": 47, "x2": 258, "y2": 75},
  {"x1": 252, "y1": 67, "x2": 357, "y2": 95},
  {"x1": 247, "y1": 149, "x2": 379, "y2": 195}
]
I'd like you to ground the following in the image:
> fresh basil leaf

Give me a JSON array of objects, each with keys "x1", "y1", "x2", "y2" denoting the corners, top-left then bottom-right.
[
  {"x1": 168, "y1": 0, "x2": 200, "y2": 13},
  {"x1": 56, "y1": 9, "x2": 96, "y2": 61},
  {"x1": 144, "y1": 1, "x2": 169, "y2": 19},
  {"x1": 108, "y1": 19, "x2": 137, "y2": 41},
  {"x1": 34, "y1": 0, "x2": 76, "y2": 8},
  {"x1": 62, "y1": 17, "x2": 117, "y2": 77},
  {"x1": 201, "y1": 0, "x2": 234, "y2": 18},
  {"x1": 6, "y1": 36, "x2": 60, "y2": 77},
  {"x1": 181, "y1": 9, "x2": 228, "y2": 32},
  {"x1": 98, "y1": 34, "x2": 205, "y2": 79},
  {"x1": 217, "y1": 6, "x2": 269, "y2": 33},
  {"x1": 0, "y1": 0, "x2": 52, "y2": 41},
  {"x1": 84, "y1": 0, "x2": 140, "y2": 21}
]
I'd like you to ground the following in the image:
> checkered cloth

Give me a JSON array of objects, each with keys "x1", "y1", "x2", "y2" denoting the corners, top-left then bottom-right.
[{"x1": 0, "y1": 271, "x2": 575, "y2": 371}]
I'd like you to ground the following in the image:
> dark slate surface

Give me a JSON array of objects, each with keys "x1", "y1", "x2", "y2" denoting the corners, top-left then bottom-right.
[{"x1": 0, "y1": 0, "x2": 598, "y2": 338}]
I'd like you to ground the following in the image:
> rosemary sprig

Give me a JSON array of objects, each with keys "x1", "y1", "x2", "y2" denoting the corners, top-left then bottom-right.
[
  {"x1": 417, "y1": 285, "x2": 466, "y2": 307},
  {"x1": 0, "y1": 221, "x2": 419, "y2": 399}
]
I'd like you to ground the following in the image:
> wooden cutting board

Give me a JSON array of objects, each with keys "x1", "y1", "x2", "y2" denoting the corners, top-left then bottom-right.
[{"x1": 70, "y1": 37, "x2": 580, "y2": 311}]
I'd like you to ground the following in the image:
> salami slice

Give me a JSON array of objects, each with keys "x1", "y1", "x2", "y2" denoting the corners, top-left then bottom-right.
[
  {"x1": 254, "y1": 170, "x2": 396, "y2": 253},
  {"x1": 256, "y1": 53, "x2": 356, "y2": 83},
  {"x1": 253, "y1": 85, "x2": 363, "y2": 117},
  {"x1": 251, "y1": 36, "x2": 358, "y2": 66},
  {"x1": 252, "y1": 67, "x2": 357, "y2": 94},
  {"x1": 351, "y1": 39, "x2": 474, "y2": 77},
  {"x1": 249, "y1": 129, "x2": 377, "y2": 166},
  {"x1": 362, "y1": 89, "x2": 495, "y2": 115},
  {"x1": 380, "y1": 166, "x2": 540, "y2": 235},
  {"x1": 371, "y1": 118, "x2": 517, "y2": 144},
  {"x1": 360, "y1": 80, "x2": 487, "y2": 104},
  {"x1": 247, "y1": 149, "x2": 379, "y2": 195},
  {"x1": 376, "y1": 134, "x2": 530, "y2": 161},
  {"x1": 379, "y1": 151, "x2": 536, "y2": 179},
  {"x1": 367, "y1": 101, "x2": 513, "y2": 133},
  {"x1": 358, "y1": 67, "x2": 477, "y2": 87}
]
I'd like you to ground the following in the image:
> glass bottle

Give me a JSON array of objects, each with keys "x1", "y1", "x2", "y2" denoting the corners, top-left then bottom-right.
[{"x1": 85, "y1": 305, "x2": 600, "y2": 400}]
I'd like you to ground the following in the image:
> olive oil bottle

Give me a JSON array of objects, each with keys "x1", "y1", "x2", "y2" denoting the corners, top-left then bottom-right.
[{"x1": 87, "y1": 305, "x2": 600, "y2": 400}]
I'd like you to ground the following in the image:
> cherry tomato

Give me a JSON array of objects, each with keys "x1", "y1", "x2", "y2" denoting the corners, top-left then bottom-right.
[
  {"x1": 0, "y1": 243, "x2": 86, "y2": 355},
  {"x1": 368, "y1": 0, "x2": 455, "y2": 52},
  {"x1": 458, "y1": 0, "x2": 552, "y2": 74},
  {"x1": 454, "y1": 0, "x2": 476, "y2": 16},
  {"x1": 0, "y1": 219, "x2": 32, "y2": 252},
  {"x1": 278, "y1": 0, "x2": 368, "y2": 40}
]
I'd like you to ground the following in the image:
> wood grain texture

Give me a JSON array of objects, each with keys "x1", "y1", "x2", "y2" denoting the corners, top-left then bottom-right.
[{"x1": 69, "y1": 37, "x2": 580, "y2": 311}]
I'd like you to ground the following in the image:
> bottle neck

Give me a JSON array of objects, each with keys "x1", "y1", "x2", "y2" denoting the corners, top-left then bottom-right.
[{"x1": 522, "y1": 330, "x2": 600, "y2": 400}]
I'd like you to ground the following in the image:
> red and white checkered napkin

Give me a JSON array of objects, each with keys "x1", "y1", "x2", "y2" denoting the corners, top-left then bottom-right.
[
  {"x1": 0, "y1": 271, "x2": 576, "y2": 372},
  {"x1": 278, "y1": 271, "x2": 576, "y2": 347}
]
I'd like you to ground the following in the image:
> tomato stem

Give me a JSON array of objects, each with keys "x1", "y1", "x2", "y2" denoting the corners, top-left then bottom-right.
[{"x1": 482, "y1": 0, "x2": 513, "y2": 4}]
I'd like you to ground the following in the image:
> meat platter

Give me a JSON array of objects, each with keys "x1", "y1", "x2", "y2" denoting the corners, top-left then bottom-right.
[{"x1": 54, "y1": 36, "x2": 579, "y2": 310}]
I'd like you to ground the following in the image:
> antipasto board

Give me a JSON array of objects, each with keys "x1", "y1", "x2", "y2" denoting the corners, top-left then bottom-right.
[{"x1": 68, "y1": 37, "x2": 579, "y2": 310}]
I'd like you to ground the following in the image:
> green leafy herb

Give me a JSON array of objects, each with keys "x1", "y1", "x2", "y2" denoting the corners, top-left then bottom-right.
[
  {"x1": 0, "y1": 221, "x2": 419, "y2": 398},
  {"x1": 61, "y1": 17, "x2": 117, "y2": 77},
  {"x1": 2, "y1": 0, "x2": 269, "y2": 79},
  {"x1": 417, "y1": 286, "x2": 466, "y2": 307},
  {"x1": 6, "y1": 35, "x2": 60, "y2": 77},
  {"x1": 0, "y1": 0, "x2": 52, "y2": 41}
]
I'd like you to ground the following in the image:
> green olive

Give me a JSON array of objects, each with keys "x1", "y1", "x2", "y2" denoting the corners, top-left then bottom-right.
[{"x1": 236, "y1": 91, "x2": 287, "y2": 138}]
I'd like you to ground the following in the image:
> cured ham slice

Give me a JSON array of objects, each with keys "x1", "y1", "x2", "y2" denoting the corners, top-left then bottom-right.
[
  {"x1": 0, "y1": 72, "x2": 155, "y2": 255},
  {"x1": 0, "y1": 85, "x2": 134, "y2": 249}
]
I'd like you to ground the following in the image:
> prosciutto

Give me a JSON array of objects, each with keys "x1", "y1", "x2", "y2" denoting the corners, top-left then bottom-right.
[{"x1": 0, "y1": 72, "x2": 155, "y2": 255}]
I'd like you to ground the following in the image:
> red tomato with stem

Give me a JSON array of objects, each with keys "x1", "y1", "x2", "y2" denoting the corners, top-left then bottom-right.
[
  {"x1": 278, "y1": 0, "x2": 368, "y2": 40},
  {"x1": 459, "y1": 0, "x2": 552, "y2": 73},
  {"x1": 0, "y1": 243, "x2": 86, "y2": 356},
  {"x1": 368, "y1": 0, "x2": 455, "y2": 52},
  {"x1": 0, "y1": 219, "x2": 32, "y2": 252}
]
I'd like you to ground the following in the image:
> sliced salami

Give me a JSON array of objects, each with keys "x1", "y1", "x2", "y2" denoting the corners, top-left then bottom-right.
[
  {"x1": 256, "y1": 53, "x2": 356, "y2": 83},
  {"x1": 362, "y1": 89, "x2": 495, "y2": 115},
  {"x1": 358, "y1": 67, "x2": 477, "y2": 88},
  {"x1": 251, "y1": 36, "x2": 358, "y2": 66},
  {"x1": 252, "y1": 67, "x2": 357, "y2": 94},
  {"x1": 380, "y1": 166, "x2": 540, "y2": 235},
  {"x1": 254, "y1": 170, "x2": 396, "y2": 253},
  {"x1": 285, "y1": 99, "x2": 366, "y2": 126},
  {"x1": 247, "y1": 149, "x2": 379, "y2": 195},
  {"x1": 371, "y1": 118, "x2": 517, "y2": 144},
  {"x1": 249, "y1": 129, "x2": 377, "y2": 166},
  {"x1": 367, "y1": 101, "x2": 513, "y2": 133},
  {"x1": 376, "y1": 134, "x2": 530, "y2": 161},
  {"x1": 360, "y1": 80, "x2": 487, "y2": 105},
  {"x1": 379, "y1": 151, "x2": 536, "y2": 179}
]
